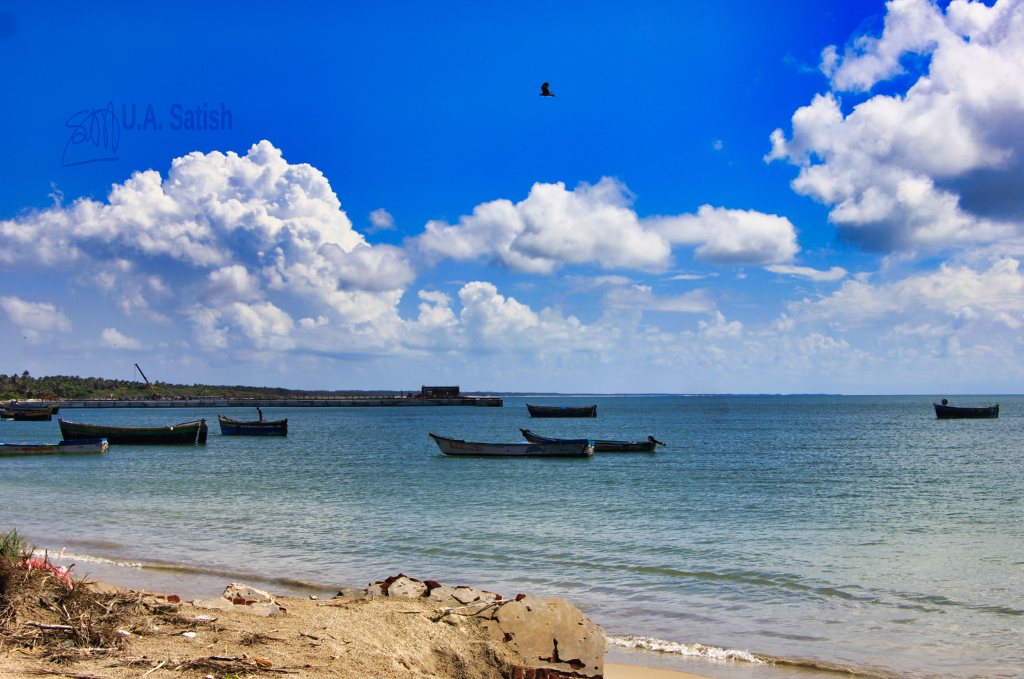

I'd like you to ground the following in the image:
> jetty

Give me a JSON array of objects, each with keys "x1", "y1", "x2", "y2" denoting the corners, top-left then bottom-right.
[
  {"x1": 10, "y1": 386, "x2": 502, "y2": 410},
  {"x1": 54, "y1": 395, "x2": 502, "y2": 409}
]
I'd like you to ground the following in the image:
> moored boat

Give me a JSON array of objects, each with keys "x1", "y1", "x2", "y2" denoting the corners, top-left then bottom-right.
[
  {"x1": 2, "y1": 402, "x2": 60, "y2": 414},
  {"x1": 429, "y1": 432, "x2": 593, "y2": 457},
  {"x1": 58, "y1": 418, "x2": 208, "y2": 444},
  {"x1": 218, "y1": 408, "x2": 288, "y2": 436},
  {"x1": 526, "y1": 403, "x2": 597, "y2": 418},
  {"x1": 0, "y1": 407, "x2": 53, "y2": 421},
  {"x1": 0, "y1": 438, "x2": 109, "y2": 456},
  {"x1": 520, "y1": 428, "x2": 664, "y2": 452},
  {"x1": 933, "y1": 399, "x2": 999, "y2": 419}
]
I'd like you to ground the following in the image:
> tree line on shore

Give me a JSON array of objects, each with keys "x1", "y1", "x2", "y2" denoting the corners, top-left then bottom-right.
[{"x1": 0, "y1": 371, "x2": 400, "y2": 401}]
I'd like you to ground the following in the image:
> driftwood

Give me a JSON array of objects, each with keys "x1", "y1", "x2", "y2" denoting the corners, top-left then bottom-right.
[{"x1": 25, "y1": 622, "x2": 76, "y2": 631}]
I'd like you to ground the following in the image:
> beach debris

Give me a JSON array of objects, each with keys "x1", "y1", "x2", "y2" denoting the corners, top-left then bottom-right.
[
  {"x1": 0, "y1": 555, "x2": 170, "y2": 656},
  {"x1": 181, "y1": 631, "x2": 197, "y2": 638},
  {"x1": 240, "y1": 630, "x2": 286, "y2": 645},
  {"x1": 336, "y1": 574, "x2": 605, "y2": 678},
  {"x1": 224, "y1": 582, "x2": 275, "y2": 605},
  {"x1": 385, "y1": 574, "x2": 428, "y2": 598},
  {"x1": 193, "y1": 582, "x2": 283, "y2": 617},
  {"x1": 142, "y1": 659, "x2": 167, "y2": 676},
  {"x1": 17, "y1": 554, "x2": 74, "y2": 589}
]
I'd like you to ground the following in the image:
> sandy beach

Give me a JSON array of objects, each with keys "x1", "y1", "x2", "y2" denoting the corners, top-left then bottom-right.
[
  {"x1": 607, "y1": 665, "x2": 708, "y2": 679},
  {"x1": 0, "y1": 559, "x2": 711, "y2": 679}
]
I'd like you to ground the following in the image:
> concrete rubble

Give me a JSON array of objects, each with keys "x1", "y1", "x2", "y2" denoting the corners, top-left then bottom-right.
[
  {"x1": 193, "y1": 582, "x2": 284, "y2": 617},
  {"x1": 336, "y1": 573, "x2": 605, "y2": 679}
]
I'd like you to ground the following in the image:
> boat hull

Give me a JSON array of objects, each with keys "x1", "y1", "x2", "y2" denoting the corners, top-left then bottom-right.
[
  {"x1": 429, "y1": 433, "x2": 592, "y2": 457},
  {"x1": 526, "y1": 404, "x2": 597, "y2": 418},
  {"x1": 0, "y1": 438, "x2": 109, "y2": 456},
  {"x1": 0, "y1": 408, "x2": 53, "y2": 421},
  {"x1": 218, "y1": 415, "x2": 288, "y2": 436},
  {"x1": 58, "y1": 418, "x2": 208, "y2": 444},
  {"x1": 934, "y1": 403, "x2": 999, "y2": 419},
  {"x1": 2, "y1": 402, "x2": 60, "y2": 414},
  {"x1": 520, "y1": 429, "x2": 660, "y2": 452}
]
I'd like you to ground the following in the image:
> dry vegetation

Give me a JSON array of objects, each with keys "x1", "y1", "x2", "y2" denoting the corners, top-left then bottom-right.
[{"x1": 0, "y1": 531, "x2": 522, "y2": 679}]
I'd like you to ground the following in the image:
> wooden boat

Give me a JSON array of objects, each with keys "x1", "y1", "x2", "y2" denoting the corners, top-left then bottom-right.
[
  {"x1": 0, "y1": 407, "x2": 53, "y2": 421},
  {"x1": 58, "y1": 418, "x2": 208, "y2": 444},
  {"x1": 933, "y1": 399, "x2": 999, "y2": 419},
  {"x1": 2, "y1": 402, "x2": 60, "y2": 414},
  {"x1": 0, "y1": 438, "x2": 109, "y2": 456},
  {"x1": 520, "y1": 428, "x2": 664, "y2": 452},
  {"x1": 218, "y1": 408, "x2": 287, "y2": 436},
  {"x1": 429, "y1": 433, "x2": 593, "y2": 457},
  {"x1": 526, "y1": 403, "x2": 597, "y2": 418}
]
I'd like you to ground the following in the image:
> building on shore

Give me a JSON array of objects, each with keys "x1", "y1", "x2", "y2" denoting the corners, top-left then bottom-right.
[{"x1": 419, "y1": 386, "x2": 460, "y2": 398}]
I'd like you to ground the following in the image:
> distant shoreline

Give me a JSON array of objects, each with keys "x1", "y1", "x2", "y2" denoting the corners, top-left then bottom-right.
[{"x1": 30, "y1": 395, "x2": 503, "y2": 409}]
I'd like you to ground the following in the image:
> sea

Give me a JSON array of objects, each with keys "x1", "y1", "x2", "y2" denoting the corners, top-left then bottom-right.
[{"x1": 1, "y1": 395, "x2": 1021, "y2": 679}]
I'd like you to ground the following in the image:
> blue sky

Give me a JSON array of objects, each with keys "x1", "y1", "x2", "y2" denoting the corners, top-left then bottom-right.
[{"x1": 2, "y1": 0, "x2": 1022, "y2": 393}]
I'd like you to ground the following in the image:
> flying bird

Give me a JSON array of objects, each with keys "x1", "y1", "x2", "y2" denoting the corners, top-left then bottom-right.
[{"x1": 540, "y1": 82, "x2": 555, "y2": 97}]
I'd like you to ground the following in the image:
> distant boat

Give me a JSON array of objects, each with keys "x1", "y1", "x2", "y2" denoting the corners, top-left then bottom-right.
[
  {"x1": 520, "y1": 428, "x2": 664, "y2": 452},
  {"x1": 0, "y1": 407, "x2": 53, "y2": 421},
  {"x1": 2, "y1": 402, "x2": 60, "y2": 414},
  {"x1": 429, "y1": 432, "x2": 593, "y2": 457},
  {"x1": 0, "y1": 438, "x2": 109, "y2": 456},
  {"x1": 933, "y1": 399, "x2": 999, "y2": 419},
  {"x1": 218, "y1": 408, "x2": 288, "y2": 436},
  {"x1": 526, "y1": 403, "x2": 597, "y2": 418},
  {"x1": 58, "y1": 418, "x2": 208, "y2": 445}
]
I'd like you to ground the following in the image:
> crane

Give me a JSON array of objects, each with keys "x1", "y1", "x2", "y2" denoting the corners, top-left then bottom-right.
[{"x1": 134, "y1": 363, "x2": 160, "y2": 399}]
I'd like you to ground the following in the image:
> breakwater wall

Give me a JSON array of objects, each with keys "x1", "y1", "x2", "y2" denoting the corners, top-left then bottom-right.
[{"x1": 52, "y1": 396, "x2": 503, "y2": 409}]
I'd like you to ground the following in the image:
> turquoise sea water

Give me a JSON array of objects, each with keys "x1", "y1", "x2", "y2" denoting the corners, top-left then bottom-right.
[{"x1": 1, "y1": 395, "x2": 1021, "y2": 678}]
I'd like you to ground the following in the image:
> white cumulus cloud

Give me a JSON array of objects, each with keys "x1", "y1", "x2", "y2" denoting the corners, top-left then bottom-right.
[
  {"x1": 417, "y1": 178, "x2": 799, "y2": 272},
  {"x1": 100, "y1": 327, "x2": 143, "y2": 350},
  {"x1": 0, "y1": 296, "x2": 71, "y2": 333},
  {"x1": 651, "y1": 205, "x2": 799, "y2": 264},
  {"x1": 0, "y1": 141, "x2": 415, "y2": 353},
  {"x1": 769, "y1": 0, "x2": 1024, "y2": 253},
  {"x1": 368, "y1": 208, "x2": 396, "y2": 232}
]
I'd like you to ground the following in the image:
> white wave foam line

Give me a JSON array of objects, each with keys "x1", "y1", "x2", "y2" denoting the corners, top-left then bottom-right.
[
  {"x1": 607, "y1": 635, "x2": 766, "y2": 664},
  {"x1": 34, "y1": 548, "x2": 144, "y2": 570}
]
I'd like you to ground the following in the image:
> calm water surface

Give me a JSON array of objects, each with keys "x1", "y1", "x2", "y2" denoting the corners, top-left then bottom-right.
[{"x1": 1, "y1": 395, "x2": 1021, "y2": 679}]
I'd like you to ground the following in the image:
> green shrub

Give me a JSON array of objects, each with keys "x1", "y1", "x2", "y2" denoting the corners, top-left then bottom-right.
[{"x1": 0, "y1": 528, "x2": 30, "y2": 563}]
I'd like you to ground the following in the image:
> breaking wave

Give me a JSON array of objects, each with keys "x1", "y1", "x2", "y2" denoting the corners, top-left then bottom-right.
[
  {"x1": 607, "y1": 635, "x2": 766, "y2": 664},
  {"x1": 607, "y1": 635, "x2": 902, "y2": 678}
]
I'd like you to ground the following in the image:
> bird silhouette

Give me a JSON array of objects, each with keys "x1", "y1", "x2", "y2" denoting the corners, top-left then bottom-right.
[{"x1": 540, "y1": 82, "x2": 555, "y2": 97}]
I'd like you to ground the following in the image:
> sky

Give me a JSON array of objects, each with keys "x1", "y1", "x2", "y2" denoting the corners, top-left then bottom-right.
[{"x1": 1, "y1": 0, "x2": 1023, "y2": 394}]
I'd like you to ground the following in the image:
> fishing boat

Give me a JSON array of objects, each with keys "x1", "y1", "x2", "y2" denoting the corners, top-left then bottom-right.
[
  {"x1": 218, "y1": 408, "x2": 288, "y2": 436},
  {"x1": 0, "y1": 438, "x2": 109, "y2": 456},
  {"x1": 58, "y1": 418, "x2": 208, "y2": 444},
  {"x1": 0, "y1": 407, "x2": 53, "y2": 421},
  {"x1": 2, "y1": 402, "x2": 60, "y2": 414},
  {"x1": 933, "y1": 399, "x2": 999, "y2": 419},
  {"x1": 526, "y1": 403, "x2": 597, "y2": 418},
  {"x1": 520, "y1": 428, "x2": 664, "y2": 452},
  {"x1": 429, "y1": 433, "x2": 593, "y2": 457}
]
